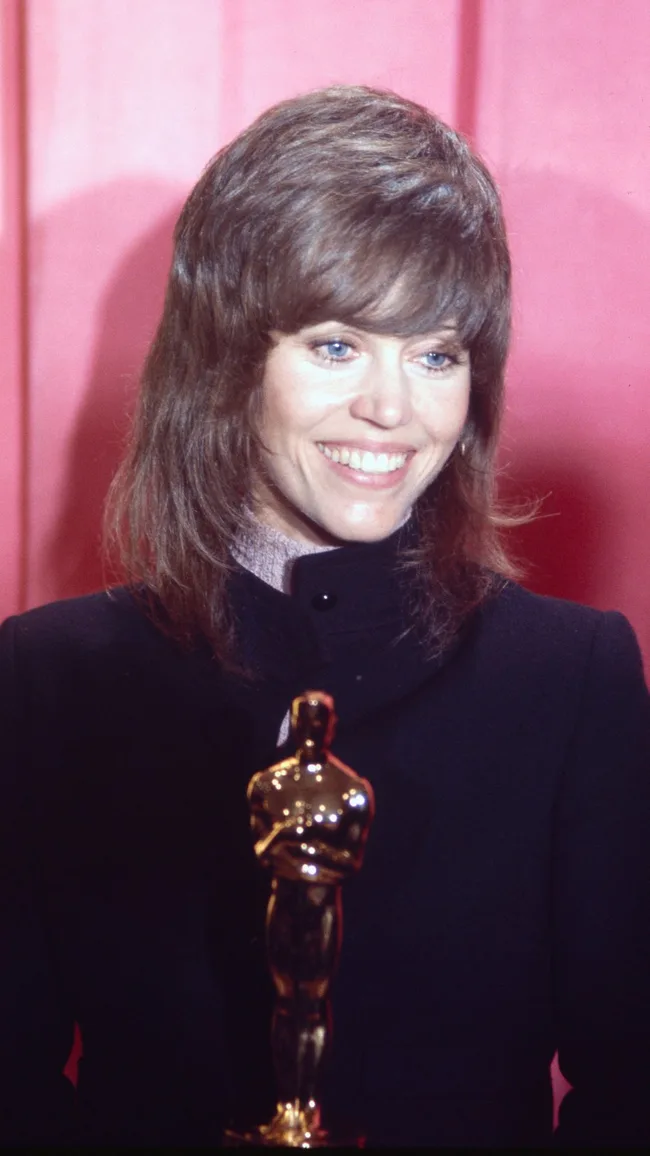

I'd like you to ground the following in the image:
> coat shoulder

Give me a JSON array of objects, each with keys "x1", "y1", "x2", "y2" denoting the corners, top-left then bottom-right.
[
  {"x1": 482, "y1": 580, "x2": 646, "y2": 686},
  {"x1": 0, "y1": 587, "x2": 163, "y2": 670},
  {"x1": 489, "y1": 579, "x2": 629, "y2": 638}
]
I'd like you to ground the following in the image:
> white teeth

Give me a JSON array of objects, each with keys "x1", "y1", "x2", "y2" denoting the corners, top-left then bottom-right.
[{"x1": 317, "y1": 443, "x2": 408, "y2": 474}]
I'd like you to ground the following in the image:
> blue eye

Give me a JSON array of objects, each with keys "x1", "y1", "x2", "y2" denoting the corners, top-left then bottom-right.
[
  {"x1": 312, "y1": 339, "x2": 354, "y2": 362},
  {"x1": 322, "y1": 341, "x2": 351, "y2": 359},
  {"x1": 423, "y1": 351, "x2": 450, "y2": 369}
]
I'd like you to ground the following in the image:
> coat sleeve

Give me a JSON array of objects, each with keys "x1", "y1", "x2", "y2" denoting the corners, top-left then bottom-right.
[
  {"x1": 553, "y1": 610, "x2": 650, "y2": 1147},
  {"x1": 0, "y1": 616, "x2": 77, "y2": 1144}
]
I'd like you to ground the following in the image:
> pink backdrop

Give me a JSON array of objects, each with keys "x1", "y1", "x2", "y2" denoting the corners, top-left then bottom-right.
[{"x1": 2, "y1": 0, "x2": 649, "y2": 1115}]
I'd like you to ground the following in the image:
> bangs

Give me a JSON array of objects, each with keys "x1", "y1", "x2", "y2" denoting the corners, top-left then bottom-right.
[{"x1": 264, "y1": 191, "x2": 500, "y2": 347}]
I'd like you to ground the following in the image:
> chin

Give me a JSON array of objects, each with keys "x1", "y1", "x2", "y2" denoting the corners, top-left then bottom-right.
[
  {"x1": 261, "y1": 486, "x2": 410, "y2": 547},
  {"x1": 315, "y1": 511, "x2": 408, "y2": 546}
]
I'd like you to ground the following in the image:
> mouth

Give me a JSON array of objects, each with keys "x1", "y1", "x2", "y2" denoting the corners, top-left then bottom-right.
[
  {"x1": 316, "y1": 442, "x2": 413, "y2": 487},
  {"x1": 317, "y1": 443, "x2": 408, "y2": 473}
]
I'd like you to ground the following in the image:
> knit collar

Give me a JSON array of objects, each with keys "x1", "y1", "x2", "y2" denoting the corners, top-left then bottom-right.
[
  {"x1": 231, "y1": 517, "x2": 336, "y2": 594},
  {"x1": 232, "y1": 515, "x2": 415, "y2": 596}
]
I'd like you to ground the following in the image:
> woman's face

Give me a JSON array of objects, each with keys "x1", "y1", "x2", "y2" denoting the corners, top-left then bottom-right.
[{"x1": 255, "y1": 321, "x2": 471, "y2": 545}]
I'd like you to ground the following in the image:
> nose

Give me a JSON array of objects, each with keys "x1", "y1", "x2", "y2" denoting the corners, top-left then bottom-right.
[{"x1": 348, "y1": 354, "x2": 412, "y2": 429}]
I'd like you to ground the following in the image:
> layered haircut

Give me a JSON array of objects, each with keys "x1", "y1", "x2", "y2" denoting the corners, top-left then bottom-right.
[{"x1": 106, "y1": 85, "x2": 517, "y2": 667}]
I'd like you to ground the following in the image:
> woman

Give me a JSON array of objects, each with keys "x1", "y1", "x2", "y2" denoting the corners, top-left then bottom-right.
[{"x1": 1, "y1": 85, "x2": 648, "y2": 1148}]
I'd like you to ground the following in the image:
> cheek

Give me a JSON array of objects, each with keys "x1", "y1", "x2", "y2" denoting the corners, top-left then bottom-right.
[
  {"x1": 260, "y1": 379, "x2": 302, "y2": 444},
  {"x1": 415, "y1": 380, "x2": 471, "y2": 441},
  {"x1": 261, "y1": 376, "x2": 340, "y2": 444}
]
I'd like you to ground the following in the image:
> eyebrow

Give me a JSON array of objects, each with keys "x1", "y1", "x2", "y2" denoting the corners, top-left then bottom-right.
[{"x1": 297, "y1": 321, "x2": 462, "y2": 340}]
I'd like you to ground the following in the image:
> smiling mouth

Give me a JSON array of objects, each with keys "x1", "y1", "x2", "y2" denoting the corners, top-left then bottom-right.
[{"x1": 316, "y1": 443, "x2": 408, "y2": 474}]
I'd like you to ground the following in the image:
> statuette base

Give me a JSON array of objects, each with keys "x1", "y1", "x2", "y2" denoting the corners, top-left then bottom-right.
[{"x1": 224, "y1": 1099, "x2": 358, "y2": 1148}]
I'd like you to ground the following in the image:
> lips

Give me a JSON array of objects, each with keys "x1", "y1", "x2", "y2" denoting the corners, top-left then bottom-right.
[
  {"x1": 315, "y1": 441, "x2": 415, "y2": 489},
  {"x1": 316, "y1": 443, "x2": 408, "y2": 474}
]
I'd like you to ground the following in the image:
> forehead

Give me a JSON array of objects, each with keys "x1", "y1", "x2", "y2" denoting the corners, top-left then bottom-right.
[{"x1": 287, "y1": 319, "x2": 462, "y2": 341}]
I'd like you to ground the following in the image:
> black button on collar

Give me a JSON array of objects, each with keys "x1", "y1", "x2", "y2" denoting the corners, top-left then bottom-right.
[{"x1": 311, "y1": 591, "x2": 338, "y2": 612}]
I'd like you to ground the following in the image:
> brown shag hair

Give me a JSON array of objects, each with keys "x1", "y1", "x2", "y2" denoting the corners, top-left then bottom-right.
[{"x1": 105, "y1": 84, "x2": 518, "y2": 667}]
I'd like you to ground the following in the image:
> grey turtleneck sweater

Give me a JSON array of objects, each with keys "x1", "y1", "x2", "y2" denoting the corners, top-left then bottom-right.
[{"x1": 232, "y1": 518, "x2": 336, "y2": 595}]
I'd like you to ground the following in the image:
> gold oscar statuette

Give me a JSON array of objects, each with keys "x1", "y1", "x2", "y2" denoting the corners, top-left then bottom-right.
[{"x1": 224, "y1": 690, "x2": 375, "y2": 1148}]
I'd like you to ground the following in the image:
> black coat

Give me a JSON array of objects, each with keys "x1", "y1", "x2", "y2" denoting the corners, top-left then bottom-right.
[{"x1": 1, "y1": 530, "x2": 649, "y2": 1147}]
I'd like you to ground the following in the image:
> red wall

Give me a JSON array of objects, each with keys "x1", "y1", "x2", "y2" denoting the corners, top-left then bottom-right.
[{"x1": 2, "y1": 0, "x2": 649, "y2": 1115}]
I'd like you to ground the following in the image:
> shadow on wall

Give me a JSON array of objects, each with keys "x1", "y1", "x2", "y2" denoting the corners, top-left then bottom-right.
[
  {"x1": 498, "y1": 167, "x2": 648, "y2": 621},
  {"x1": 47, "y1": 200, "x2": 182, "y2": 599},
  {"x1": 498, "y1": 447, "x2": 609, "y2": 607}
]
